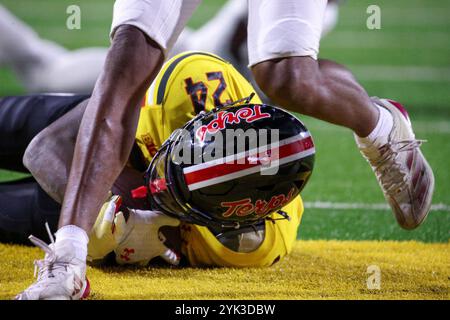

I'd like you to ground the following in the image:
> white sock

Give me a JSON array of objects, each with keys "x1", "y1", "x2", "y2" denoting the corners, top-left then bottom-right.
[
  {"x1": 55, "y1": 225, "x2": 89, "y2": 262},
  {"x1": 356, "y1": 104, "x2": 393, "y2": 147}
]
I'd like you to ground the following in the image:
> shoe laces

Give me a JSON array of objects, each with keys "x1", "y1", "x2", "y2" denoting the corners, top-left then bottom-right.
[
  {"x1": 28, "y1": 223, "x2": 67, "y2": 282},
  {"x1": 364, "y1": 139, "x2": 424, "y2": 195}
]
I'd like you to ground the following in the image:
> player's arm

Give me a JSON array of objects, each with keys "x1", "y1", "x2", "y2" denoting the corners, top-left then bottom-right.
[
  {"x1": 58, "y1": 25, "x2": 164, "y2": 232},
  {"x1": 24, "y1": 97, "x2": 148, "y2": 207},
  {"x1": 23, "y1": 98, "x2": 88, "y2": 203}
]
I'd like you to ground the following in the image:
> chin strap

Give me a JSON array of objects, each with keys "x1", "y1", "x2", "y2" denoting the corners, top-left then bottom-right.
[
  {"x1": 265, "y1": 210, "x2": 291, "y2": 224},
  {"x1": 212, "y1": 92, "x2": 256, "y2": 112}
]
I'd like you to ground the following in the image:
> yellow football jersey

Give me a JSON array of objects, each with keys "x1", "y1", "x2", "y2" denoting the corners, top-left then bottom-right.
[
  {"x1": 133, "y1": 51, "x2": 305, "y2": 268},
  {"x1": 135, "y1": 51, "x2": 262, "y2": 166}
]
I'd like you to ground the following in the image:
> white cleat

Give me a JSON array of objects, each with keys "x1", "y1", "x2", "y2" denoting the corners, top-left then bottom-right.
[
  {"x1": 357, "y1": 98, "x2": 435, "y2": 230},
  {"x1": 15, "y1": 225, "x2": 90, "y2": 300}
]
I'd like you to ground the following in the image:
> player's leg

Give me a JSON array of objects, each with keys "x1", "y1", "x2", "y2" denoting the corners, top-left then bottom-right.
[
  {"x1": 15, "y1": 0, "x2": 202, "y2": 300},
  {"x1": 0, "y1": 5, "x2": 65, "y2": 90},
  {"x1": 22, "y1": 98, "x2": 88, "y2": 203},
  {"x1": 172, "y1": 0, "x2": 340, "y2": 73},
  {"x1": 172, "y1": 0, "x2": 341, "y2": 104},
  {"x1": 36, "y1": 48, "x2": 107, "y2": 94},
  {"x1": 322, "y1": 0, "x2": 340, "y2": 37},
  {"x1": 0, "y1": 94, "x2": 146, "y2": 244},
  {"x1": 0, "y1": 94, "x2": 89, "y2": 172},
  {"x1": 21, "y1": 96, "x2": 147, "y2": 207},
  {"x1": 248, "y1": 0, "x2": 434, "y2": 229},
  {"x1": 248, "y1": 0, "x2": 377, "y2": 137},
  {"x1": 0, "y1": 94, "x2": 86, "y2": 244},
  {"x1": 0, "y1": 5, "x2": 106, "y2": 94},
  {"x1": 0, "y1": 178, "x2": 60, "y2": 244},
  {"x1": 0, "y1": 168, "x2": 148, "y2": 245},
  {"x1": 253, "y1": 57, "x2": 378, "y2": 136},
  {"x1": 0, "y1": 5, "x2": 65, "y2": 65},
  {"x1": 56, "y1": 0, "x2": 201, "y2": 232},
  {"x1": 170, "y1": 0, "x2": 248, "y2": 63}
]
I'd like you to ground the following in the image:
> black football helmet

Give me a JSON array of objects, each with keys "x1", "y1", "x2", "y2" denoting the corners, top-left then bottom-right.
[{"x1": 145, "y1": 97, "x2": 315, "y2": 229}]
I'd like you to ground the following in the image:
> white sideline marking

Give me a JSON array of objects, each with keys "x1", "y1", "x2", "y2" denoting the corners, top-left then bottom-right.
[
  {"x1": 347, "y1": 65, "x2": 450, "y2": 82},
  {"x1": 304, "y1": 201, "x2": 450, "y2": 213}
]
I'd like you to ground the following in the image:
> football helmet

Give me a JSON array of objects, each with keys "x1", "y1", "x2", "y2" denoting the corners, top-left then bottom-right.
[{"x1": 145, "y1": 98, "x2": 315, "y2": 229}]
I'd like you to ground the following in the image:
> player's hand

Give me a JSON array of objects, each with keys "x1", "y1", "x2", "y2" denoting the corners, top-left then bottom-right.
[
  {"x1": 88, "y1": 194, "x2": 124, "y2": 261},
  {"x1": 113, "y1": 208, "x2": 180, "y2": 266},
  {"x1": 88, "y1": 195, "x2": 181, "y2": 266}
]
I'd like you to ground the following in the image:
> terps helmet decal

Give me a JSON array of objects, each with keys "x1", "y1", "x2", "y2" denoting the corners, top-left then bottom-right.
[
  {"x1": 195, "y1": 105, "x2": 271, "y2": 142},
  {"x1": 221, "y1": 188, "x2": 296, "y2": 218}
]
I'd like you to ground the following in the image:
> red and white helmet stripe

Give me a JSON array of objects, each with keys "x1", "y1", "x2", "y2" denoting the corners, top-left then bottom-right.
[{"x1": 183, "y1": 133, "x2": 314, "y2": 191}]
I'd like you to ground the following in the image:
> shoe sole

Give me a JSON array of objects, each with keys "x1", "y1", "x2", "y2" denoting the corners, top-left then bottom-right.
[{"x1": 79, "y1": 277, "x2": 90, "y2": 300}]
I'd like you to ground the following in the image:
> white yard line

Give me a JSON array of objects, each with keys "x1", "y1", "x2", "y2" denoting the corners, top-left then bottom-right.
[
  {"x1": 347, "y1": 65, "x2": 450, "y2": 82},
  {"x1": 304, "y1": 201, "x2": 450, "y2": 213},
  {"x1": 323, "y1": 31, "x2": 450, "y2": 49},
  {"x1": 412, "y1": 120, "x2": 450, "y2": 134},
  {"x1": 306, "y1": 119, "x2": 450, "y2": 134},
  {"x1": 340, "y1": 8, "x2": 450, "y2": 26}
]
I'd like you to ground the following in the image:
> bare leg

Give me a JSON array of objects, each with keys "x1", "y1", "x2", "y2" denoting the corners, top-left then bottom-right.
[
  {"x1": 252, "y1": 57, "x2": 378, "y2": 137},
  {"x1": 56, "y1": 26, "x2": 162, "y2": 232},
  {"x1": 250, "y1": 2, "x2": 434, "y2": 230},
  {"x1": 322, "y1": 0, "x2": 340, "y2": 37}
]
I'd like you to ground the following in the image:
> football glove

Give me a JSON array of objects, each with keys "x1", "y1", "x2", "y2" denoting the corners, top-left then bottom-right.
[
  {"x1": 113, "y1": 208, "x2": 180, "y2": 266},
  {"x1": 87, "y1": 195, "x2": 180, "y2": 266},
  {"x1": 88, "y1": 194, "x2": 122, "y2": 261}
]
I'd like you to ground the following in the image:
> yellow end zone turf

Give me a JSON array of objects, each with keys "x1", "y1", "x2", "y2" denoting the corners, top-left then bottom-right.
[{"x1": 0, "y1": 240, "x2": 448, "y2": 300}]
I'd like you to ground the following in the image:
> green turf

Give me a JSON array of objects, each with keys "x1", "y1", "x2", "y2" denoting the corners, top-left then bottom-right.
[
  {"x1": 300, "y1": 117, "x2": 450, "y2": 205},
  {"x1": 0, "y1": 0, "x2": 449, "y2": 243},
  {"x1": 299, "y1": 209, "x2": 449, "y2": 243},
  {"x1": 295, "y1": 115, "x2": 450, "y2": 242},
  {"x1": 0, "y1": 170, "x2": 29, "y2": 182}
]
